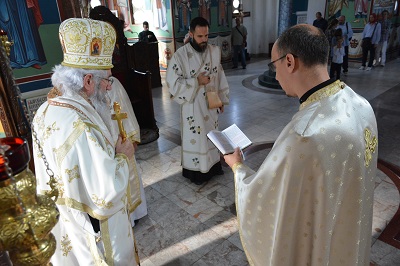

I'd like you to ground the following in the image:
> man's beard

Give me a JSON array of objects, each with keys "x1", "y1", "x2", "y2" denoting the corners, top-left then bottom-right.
[
  {"x1": 89, "y1": 84, "x2": 113, "y2": 134},
  {"x1": 190, "y1": 38, "x2": 207, "y2": 53}
]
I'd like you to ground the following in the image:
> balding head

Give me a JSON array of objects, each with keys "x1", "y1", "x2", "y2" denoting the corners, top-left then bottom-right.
[{"x1": 275, "y1": 24, "x2": 329, "y2": 68}]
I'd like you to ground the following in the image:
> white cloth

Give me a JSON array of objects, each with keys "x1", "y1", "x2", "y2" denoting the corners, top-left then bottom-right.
[
  {"x1": 109, "y1": 77, "x2": 148, "y2": 225},
  {"x1": 33, "y1": 90, "x2": 138, "y2": 265},
  {"x1": 166, "y1": 43, "x2": 229, "y2": 173},
  {"x1": 332, "y1": 46, "x2": 345, "y2": 64},
  {"x1": 374, "y1": 40, "x2": 388, "y2": 65},
  {"x1": 232, "y1": 81, "x2": 378, "y2": 266}
]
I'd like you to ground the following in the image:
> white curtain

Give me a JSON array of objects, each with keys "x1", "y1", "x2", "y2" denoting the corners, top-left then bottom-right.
[{"x1": 242, "y1": 0, "x2": 279, "y2": 55}]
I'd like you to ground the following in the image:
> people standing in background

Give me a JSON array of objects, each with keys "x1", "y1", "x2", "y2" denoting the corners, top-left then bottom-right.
[
  {"x1": 336, "y1": 15, "x2": 353, "y2": 75},
  {"x1": 231, "y1": 17, "x2": 247, "y2": 69},
  {"x1": 325, "y1": 18, "x2": 339, "y2": 64},
  {"x1": 138, "y1": 21, "x2": 158, "y2": 42},
  {"x1": 166, "y1": 17, "x2": 229, "y2": 185},
  {"x1": 374, "y1": 10, "x2": 391, "y2": 67},
  {"x1": 313, "y1": 11, "x2": 328, "y2": 32},
  {"x1": 330, "y1": 29, "x2": 345, "y2": 80},
  {"x1": 359, "y1": 13, "x2": 381, "y2": 71},
  {"x1": 224, "y1": 24, "x2": 378, "y2": 266}
]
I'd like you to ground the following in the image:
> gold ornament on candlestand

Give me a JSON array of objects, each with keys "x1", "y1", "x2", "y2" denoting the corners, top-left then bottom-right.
[{"x1": 0, "y1": 137, "x2": 59, "y2": 265}]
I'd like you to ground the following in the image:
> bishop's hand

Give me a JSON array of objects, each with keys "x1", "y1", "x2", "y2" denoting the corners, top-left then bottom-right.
[{"x1": 116, "y1": 135, "x2": 134, "y2": 159}]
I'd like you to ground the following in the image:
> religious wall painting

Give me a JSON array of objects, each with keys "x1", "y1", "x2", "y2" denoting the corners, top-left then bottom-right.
[
  {"x1": 217, "y1": 0, "x2": 230, "y2": 27},
  {"x1": 2, "y1": 0, "x2": 63, "y2": 94},
  {"x1": 175, "y1": 0, "x2": 192, "y2": 34},
  {"x1": 125, "y1": 0, "x2": 173, "y2": 40},
  {"x1": 0, "y1": 0, "x2": 47, "y2": 71},
  {"x1": 173, "y1": 0, "x2": 232, "y2": 38},
  {"x1": 219, "y1": 34, "x2": 232, "y2": 62},
  {"x1": 326, "y1": 0, "x2": 374, "y2": 28},
  {"x1": 198, "y1": 0, "x2": 212, "y2": 24},
  {"x1": 372, "y1": 0, "x2": 396, "y2": 17}
]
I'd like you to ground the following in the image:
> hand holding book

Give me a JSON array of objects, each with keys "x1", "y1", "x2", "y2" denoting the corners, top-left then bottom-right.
[{"x1": 207, "y1": 124, "x2": 252, "y2": 155}]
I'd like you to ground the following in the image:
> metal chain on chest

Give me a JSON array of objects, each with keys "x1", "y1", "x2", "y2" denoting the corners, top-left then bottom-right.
[{"x1": 31, "y1": 124, "x2": 59, "y2": 201}]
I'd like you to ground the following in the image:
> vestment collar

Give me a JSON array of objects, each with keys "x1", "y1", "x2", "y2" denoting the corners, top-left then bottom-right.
[{"x1": 299, "y1": 80, "x2": 345, "y2": 110}]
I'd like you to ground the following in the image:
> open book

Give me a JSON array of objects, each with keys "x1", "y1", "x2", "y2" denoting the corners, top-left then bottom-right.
[{"x1": 207, "y1": 124, "x2": 252, "y2": 155}]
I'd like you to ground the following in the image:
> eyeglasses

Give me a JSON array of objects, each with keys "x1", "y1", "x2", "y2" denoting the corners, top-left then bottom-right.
[
  {"x1": 102, "y1": 77, "x2": 114, "y2": 86},
  {"x1": 268, "y1": 54, "x2": 297, "y2": 72}
]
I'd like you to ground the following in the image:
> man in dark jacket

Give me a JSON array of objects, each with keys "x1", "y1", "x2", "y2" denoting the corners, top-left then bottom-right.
[
  {"x1": 138, "y1": 21, "x2": 158, "y2": 42},
  {"x1": 313, "y1": 12, "x2": 328, "y2": 32}
]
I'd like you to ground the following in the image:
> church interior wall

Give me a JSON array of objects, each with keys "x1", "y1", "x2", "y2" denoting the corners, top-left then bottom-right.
[
  {"x1": 325, "y1": 0, "x2": 400, "y2": 65},
  {"x1": 1, "y1": 0, "x2": 399, "y2": 114},
  {"x1": 242, "y1": 0, "x2": 279, "y2": 56}
]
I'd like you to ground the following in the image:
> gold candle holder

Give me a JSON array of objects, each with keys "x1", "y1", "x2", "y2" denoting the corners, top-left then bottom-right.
[{"x1": 0, "y1": 137, "x2": 59, "y2": 265}]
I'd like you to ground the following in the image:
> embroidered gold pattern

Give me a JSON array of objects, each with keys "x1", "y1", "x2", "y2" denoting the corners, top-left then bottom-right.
[
  {"x1": 92, "y1": 194, "x2": 113, "y2": 209},
  {"x1": 364, "y1": 128, "x2": 377, "y2": 167},
  {"x1": 53, "y1": 120, "x2": 86, "y2": 167},
  {"x1": 43, "y1": 122, "x2": 60, "y2": 141},
  {"x1": 65, "y1": 165, "x2": 80, "y2": 183},
  {"x1": 116, "y1": 155, "x2": 127, "y2": 171},
  {"x1": 61, "y1": 234, "x2": 73, "y2": 256},
  {"x1": 55, "y1": 175, "x2": 65, "y2": 198},
  {"x1": 300, "y1": 80, "x2": 344, "y2": 110}
]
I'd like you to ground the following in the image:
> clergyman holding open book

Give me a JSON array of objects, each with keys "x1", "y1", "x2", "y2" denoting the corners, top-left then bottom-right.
[
  {"x1": 223, "y1": 24, "x2": 378, "y2": 265},
  {"x1": 166, "y1": 17, "x2": 229, "y2": 186}
]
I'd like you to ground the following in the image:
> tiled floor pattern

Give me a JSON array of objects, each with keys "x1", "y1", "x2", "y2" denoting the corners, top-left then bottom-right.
[{"x1": 133, "y1": 57, "x2": 400, "y2": 265}]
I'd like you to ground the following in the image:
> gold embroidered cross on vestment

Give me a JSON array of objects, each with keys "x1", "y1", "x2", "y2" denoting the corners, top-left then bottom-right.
[{"x1": 364, "y1": 128, "x2": 377, "y2": 167}]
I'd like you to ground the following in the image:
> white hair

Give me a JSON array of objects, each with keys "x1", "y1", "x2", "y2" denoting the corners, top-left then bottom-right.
[
  {"x1": 51, "y1": 64, "x2": 113, "y2": 132},
  {"x1": 51, "y1": 65, "x2": 108, "y2": 97}
]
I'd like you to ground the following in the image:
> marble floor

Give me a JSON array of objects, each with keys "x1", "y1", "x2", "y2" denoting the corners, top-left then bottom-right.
[{"x1": 133, "y1": 57, "x2": 400, "y2": 266}]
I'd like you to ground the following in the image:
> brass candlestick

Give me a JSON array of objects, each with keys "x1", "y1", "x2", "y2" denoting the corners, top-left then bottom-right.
[{"x1": 0, "y1": 137, "x2": 59, "y2": 265}]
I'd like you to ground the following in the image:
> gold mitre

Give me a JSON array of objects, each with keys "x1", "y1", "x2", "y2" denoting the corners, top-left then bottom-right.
[{"x1": 59, "y1": 18, "x2": 116, "y2": 70}]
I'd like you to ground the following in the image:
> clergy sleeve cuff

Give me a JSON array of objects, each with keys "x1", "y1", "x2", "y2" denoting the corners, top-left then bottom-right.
[
  {"x1": 116, "y1": 153, "x2": 129, "y2": 162},
  {"x1": 232, "y1": 162, "x2": 244, "y2": 172}
]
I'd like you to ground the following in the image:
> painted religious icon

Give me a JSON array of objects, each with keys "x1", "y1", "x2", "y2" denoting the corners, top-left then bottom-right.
[
  {"x1": 0, "y1": 0, "x2": 47, "y2": 69},
  {"x1": 176, "y1": 0, "x2": 191, "y2": 32}
]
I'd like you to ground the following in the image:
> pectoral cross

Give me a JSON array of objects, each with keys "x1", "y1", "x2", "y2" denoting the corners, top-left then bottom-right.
[{"x1": 111, "y1": 102, "x2": 127, "y2": 142}]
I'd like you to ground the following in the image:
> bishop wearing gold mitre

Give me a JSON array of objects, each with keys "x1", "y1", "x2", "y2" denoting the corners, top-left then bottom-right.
[{"x1": 32, "y1": 18, "x2": 141, "y2": 265}]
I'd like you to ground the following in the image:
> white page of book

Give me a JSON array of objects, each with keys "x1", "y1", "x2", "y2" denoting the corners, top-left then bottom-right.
[
  {"x1": 222, "y1": 124, "x2": 252, "y2": 149},
  {"x1": 207, "y1": 130, "x2": 235, "y2": 154}
]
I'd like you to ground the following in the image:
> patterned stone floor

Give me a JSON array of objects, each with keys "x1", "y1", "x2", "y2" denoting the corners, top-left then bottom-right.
[{"x1": 133, "y1": 57, "x2": 400, "y2": 265}]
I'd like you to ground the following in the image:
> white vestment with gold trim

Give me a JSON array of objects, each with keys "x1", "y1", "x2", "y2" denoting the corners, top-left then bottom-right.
[
  {"x1": 109, "y1": 78, "x2": 147, "y2": 225},
  {"x1": 166, "y1": 43, "x2": 229, "y2": 173},
  {"x1": 233, "y1": 81, "x2": 378, "y2": 265},
  {"x1": 33, "y1": 91, "x2": 139, "y2": 265}
]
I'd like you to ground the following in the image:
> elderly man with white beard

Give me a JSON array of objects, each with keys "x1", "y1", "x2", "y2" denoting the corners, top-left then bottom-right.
[{"x1": 32, "y1": 18, "x2": 140, "y2": 265}]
